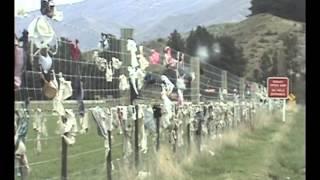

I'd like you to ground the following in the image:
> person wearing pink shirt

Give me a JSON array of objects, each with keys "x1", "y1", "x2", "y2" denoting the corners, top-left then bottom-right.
[
  {"x1": 149, "y1": 49, "x2": 160, "y2": 65},
  {"x1": 69, "y1": 39, "x2": 81, "y2": 61}
]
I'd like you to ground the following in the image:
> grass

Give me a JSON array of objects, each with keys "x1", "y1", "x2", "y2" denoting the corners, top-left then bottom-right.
[
  {"x1": 182, "y1": 107, "x2": 305, "y2": 180},
  {"x1": 16, "y1": 106, "x2": 305, "y2": 180},
  {"x1": 267, "y1": 108, "x2": 305, "y2": 180},
  {"x1": 16, "y1": 110, "x2": 125, "y2": 180}
]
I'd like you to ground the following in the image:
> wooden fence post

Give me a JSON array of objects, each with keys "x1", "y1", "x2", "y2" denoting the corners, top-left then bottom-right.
[
  {"x1": 134, "y1": 105, "x2": 139, "y2": 168},
  {"x1": 61, "y1": 135, "x2": 68, "y2": 180},
  {"x1": 107, "y1": 130, "x2": 112, "y2": 180}
]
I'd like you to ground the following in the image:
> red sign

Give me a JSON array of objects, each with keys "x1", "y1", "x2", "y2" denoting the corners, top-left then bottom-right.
[{"x1": 267, "y1": 77, "x2": 289, "y2": 99}]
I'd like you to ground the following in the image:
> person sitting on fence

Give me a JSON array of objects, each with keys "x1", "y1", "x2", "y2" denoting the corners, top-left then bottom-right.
[
  {"x1": 69, "y1": 39, "x2": 81, "y2": 61},
  {"x1": 149, "y1": 49, "x2": 160, "y2": 65},
  {"x1": 28, "y1": 0, "x2": 63, "y2": 99},
  {"x1": 164, "y1": 46, "x2": 177, "y2": 69},
  {"x1": 28, "y1": 0, "x2": 62, "y2": 50}
]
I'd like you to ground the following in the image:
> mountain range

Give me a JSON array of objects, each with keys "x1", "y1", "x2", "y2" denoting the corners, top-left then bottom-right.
[{"x1": 15, "y1": 0, "x2": 252, "y2": 50}]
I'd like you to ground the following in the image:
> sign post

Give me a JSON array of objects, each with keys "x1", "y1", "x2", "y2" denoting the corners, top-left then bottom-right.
[{"x1": 267, "y1": 77, "x2": 289, "y2": 122}]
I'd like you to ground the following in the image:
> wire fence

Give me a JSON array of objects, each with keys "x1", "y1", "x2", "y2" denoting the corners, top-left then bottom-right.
[{"x1": 14, "y1": 25, "x2": 271, "y2": 180}]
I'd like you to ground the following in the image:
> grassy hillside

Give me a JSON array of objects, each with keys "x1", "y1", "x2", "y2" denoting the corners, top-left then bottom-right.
[{"x1": 206, "y1": 13, "x2": 305, "y2": 79}]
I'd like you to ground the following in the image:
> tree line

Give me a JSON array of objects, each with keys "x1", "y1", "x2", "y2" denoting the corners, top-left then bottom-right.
[{"x1": 166, "y1": 26, "x2": 247, "y2": 78}]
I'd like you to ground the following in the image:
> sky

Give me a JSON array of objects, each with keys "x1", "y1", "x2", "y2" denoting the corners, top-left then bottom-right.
[{"x1": 15, "y1": 0, "x2": 85, "y2": 15}]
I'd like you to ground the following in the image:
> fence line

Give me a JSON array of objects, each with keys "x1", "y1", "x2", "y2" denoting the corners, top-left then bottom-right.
[{"x1": 15, "y1": 25, "x2": 267, "y2": 180}]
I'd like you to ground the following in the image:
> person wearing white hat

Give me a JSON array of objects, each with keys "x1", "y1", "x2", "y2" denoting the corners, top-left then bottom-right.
[
  {"x1": 28, "y1": 0, "x2": 64, "y2": 99},
  {"x1": 29, "y1": 0, "x2": 62, "y2": 50}
]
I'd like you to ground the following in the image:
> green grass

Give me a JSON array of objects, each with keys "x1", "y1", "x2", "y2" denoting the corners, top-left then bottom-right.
[
  {"x1": 16, "y1": 107, "x2": 305, "y2": 180},
  {"x1": 16, "y1": 112, "x2": 125, "y2": 180},
  {"x1": 182, "y1": 108, "x2": 305, "y2": 180},
  {"x1": 267, "y1": 109, "x2": 305, "y2": 180}
]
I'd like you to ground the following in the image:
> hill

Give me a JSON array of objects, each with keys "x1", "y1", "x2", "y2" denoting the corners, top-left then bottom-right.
[
  {"x1": 144, "y1": 14, "x2": 305, "y2": 79},
  {"x1": 206, "y1": 13, "x2": 305, "y2": 79}
]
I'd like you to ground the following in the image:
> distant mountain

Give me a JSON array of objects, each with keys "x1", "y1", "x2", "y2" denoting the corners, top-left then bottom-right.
[{"x1": 15, "y1": 0, "x2": 252, "y2": 50}]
